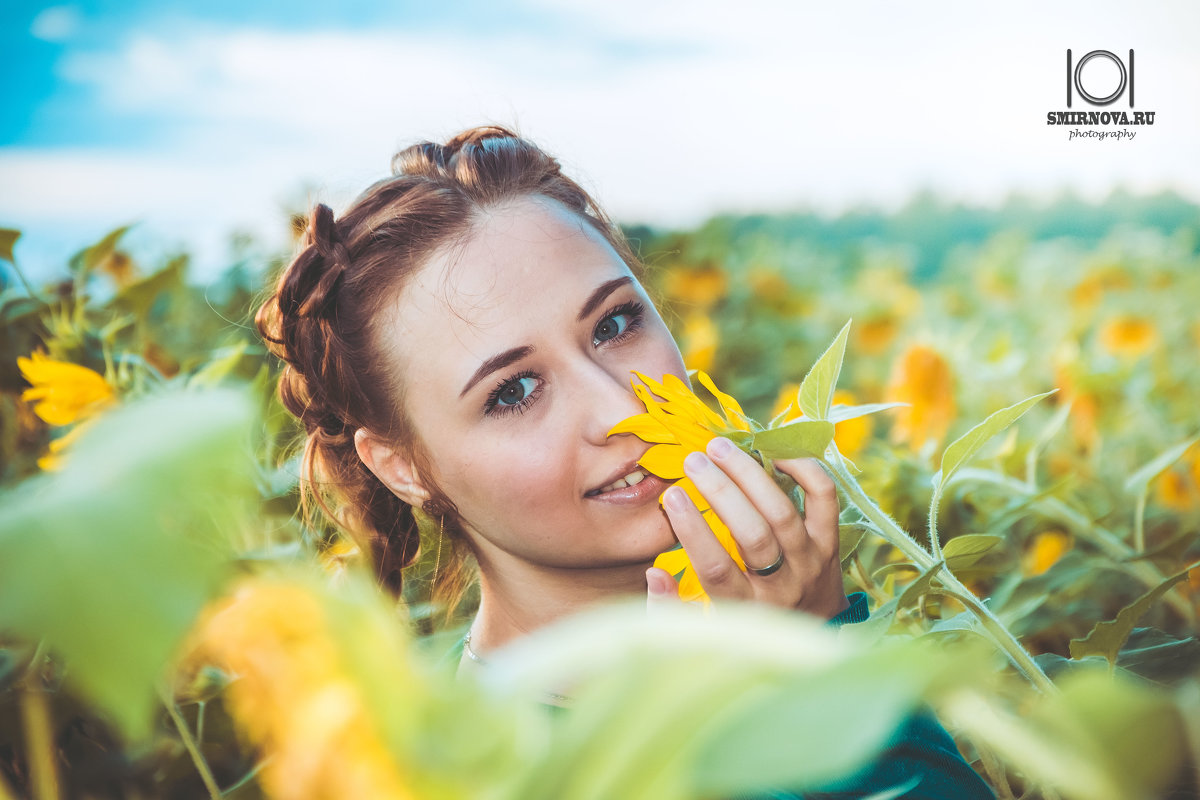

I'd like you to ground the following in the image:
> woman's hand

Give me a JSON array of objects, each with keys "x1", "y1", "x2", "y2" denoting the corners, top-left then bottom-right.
[{"x1": 648, "y1": 436, "x2": 849, "y2": 620}]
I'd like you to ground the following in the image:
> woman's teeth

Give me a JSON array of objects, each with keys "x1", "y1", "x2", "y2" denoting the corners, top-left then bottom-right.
[{"x1": 597, "y1": 469, "x2": 647, "y2": 494}]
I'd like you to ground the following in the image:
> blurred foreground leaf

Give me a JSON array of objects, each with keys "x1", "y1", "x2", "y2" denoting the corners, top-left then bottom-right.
[{"x1": 0, "y1": 388, "x2": 256, "y2": 741}]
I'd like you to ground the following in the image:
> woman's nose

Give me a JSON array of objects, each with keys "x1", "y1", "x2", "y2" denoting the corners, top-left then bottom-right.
[{"x1": 577, "y1": 360, "x2": 647, "y2": 446}]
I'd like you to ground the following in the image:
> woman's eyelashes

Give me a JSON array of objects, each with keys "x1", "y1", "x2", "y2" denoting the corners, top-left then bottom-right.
[
  {"x1": 482, "y1": 302, "x2": 646, "y2": 419},
  {"x1": 484, "y1": 370, "x2": 542, "y2": 417},
  {"x1": 592, "y1": 301, "x2": 645, "y2": 347}
]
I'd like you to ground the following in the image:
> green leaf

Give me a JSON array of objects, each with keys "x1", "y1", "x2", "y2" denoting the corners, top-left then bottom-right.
[
  {"x1": 0, "y1": 388, "x2": 256, "y2": 741},
  {"x1": 942, "y1": 534, "x2": 1005, "y2": 573},
  {"x1": 1123, "y1": 435, "x2": 1200, "y2": 494},
  {"x1": 71, "y1": 225, "x2": 132, "y2": 276},
  {"x1": 751, "y1": 420, "x2": 836, "y2": 461},
  {"x1": 189, "y1": 341, "x2": 250, "y2": 388},
  {"x1": 108, "y1": 255, "x2": 187, "y2": 318},
  {"x1": 796, "y1": 320, "x2": 852, "y2": 421},
  {"x1": 933, "y1": 390, "x2": 1056, "y2": 492},
  {"x1": 889, "y1": 561, "x2": 945, "y2": 632},
  {"x1": 0, "y1": 228, "x2": 19, "y2": 263},
  {"x1": 1115, "y1": 627, "x2": 1200, "y2": 684},
  {"x1": 828, "y1": 401, "x2": 906, "y2": 424},
  {"x1": 1069, "y1": 565, "x2": 1196, "y2": 666},
  {"x1": 838, "y1": 523, "x2": 869, "y2": 569}
]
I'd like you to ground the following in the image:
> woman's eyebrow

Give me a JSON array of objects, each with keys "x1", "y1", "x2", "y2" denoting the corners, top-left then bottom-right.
[
  {"x1": 577, "y1": 276, "x2": 632, "y2": 321},
  {"x1": 460, "y1": 345, "x2": 535, "y2": 399}
]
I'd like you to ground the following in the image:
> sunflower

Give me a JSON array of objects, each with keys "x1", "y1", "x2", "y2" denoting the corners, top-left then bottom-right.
[
  {"x1": 609, "y1": 372, "x2": 754, "y2": 603},
  {"x1": 1098, "y1": 315, "x2": 1158, "y2": 358},
  {"x1": 195, "y1": 578, "x2": 416, "y2": 800},
  {"x1": 885, "y1": 344, "x2": 955, "y2": 450},
  {"x1": 18, "y1": 350, "x2": 114, "y2": 426},
  {"x1": 1023, "y1": 530, "x2": 1071, "y2": 576},
  {"x1": 679, "y1": 312, "x2": 718, "y2": 373}
]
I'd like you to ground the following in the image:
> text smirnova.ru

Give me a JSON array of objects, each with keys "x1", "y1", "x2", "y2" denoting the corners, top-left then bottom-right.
[{"x1": 1046, "y1": 111, "x2": 1156, "y2": 125}]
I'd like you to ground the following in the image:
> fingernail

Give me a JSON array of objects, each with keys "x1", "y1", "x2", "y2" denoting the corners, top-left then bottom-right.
[
  {"x1": 684, "y1": 450, "x2": 711, "y2": 473},
  {"x1": 707, "y1": 437, "x2": 734, "y2": 458},
  {"x1": 664, "y1": 485, "x2": 688, "y2": 512}
]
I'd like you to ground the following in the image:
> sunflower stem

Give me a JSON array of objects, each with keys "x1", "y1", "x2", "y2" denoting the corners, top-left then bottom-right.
[
  {"x1": 1132, "y1": 488, "x2": 1147, "y2": 553},
  {"x1": 19, "y1": 642, "x2": 60, "y2": 800},
  {"x1": 163, "y1": 689, "x2": 222, "y2": 800},
  {"x1": 824, "y1": 451, "x2": 1056, "y2": 694}
]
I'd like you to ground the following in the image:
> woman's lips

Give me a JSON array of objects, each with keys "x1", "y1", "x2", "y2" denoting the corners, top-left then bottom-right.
[{"x1": 585, "y1": 471, "x2": 671, "y2": 505}]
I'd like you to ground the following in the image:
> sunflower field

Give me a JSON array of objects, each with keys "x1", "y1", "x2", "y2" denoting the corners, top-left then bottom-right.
[{"x1": 1, "y1": 190, "x2": 1198, "y2": 799}]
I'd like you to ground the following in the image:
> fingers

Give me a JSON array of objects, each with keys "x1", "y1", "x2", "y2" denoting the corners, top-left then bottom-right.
[
  {"x1": 646, "y1": 567, "x2": 682, "y2": 615},
  {"x1": 662, "y1": 485, "x2": 748, "y2": 597},
  {"x1": 771, "y1": 456, "x2": 840, "y2": 557},
  {"x1": 683, "y1": 444, "x2": 782, "y2": 572}
]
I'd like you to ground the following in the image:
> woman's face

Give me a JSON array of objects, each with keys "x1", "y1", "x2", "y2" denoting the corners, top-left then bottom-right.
[{"x1": 383, "y1": 195, "x2": 688, "y2": 575}]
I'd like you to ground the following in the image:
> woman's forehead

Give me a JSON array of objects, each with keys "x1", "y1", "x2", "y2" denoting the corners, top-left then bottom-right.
[
  {"x1": 383, "y1": 195, "x2": 637, "y2": 367},
  {"x1": 415, "y1": 196, "x2": 630, "y2": 323}
]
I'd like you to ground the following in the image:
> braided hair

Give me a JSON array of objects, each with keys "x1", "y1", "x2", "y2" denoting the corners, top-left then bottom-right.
[{"x1": 255, "y1": 126, "x2": 642, "y2": 603}]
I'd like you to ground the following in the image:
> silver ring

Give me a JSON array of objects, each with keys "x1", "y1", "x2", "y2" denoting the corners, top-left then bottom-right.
[{"x1": 746, "y1": 549, "x2": 785, "y2": 576}]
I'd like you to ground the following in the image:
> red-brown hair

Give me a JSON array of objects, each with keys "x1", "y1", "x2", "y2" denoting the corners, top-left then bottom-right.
[{"x1": 255, "y1": 125, "x2": 643, "y2": 607}]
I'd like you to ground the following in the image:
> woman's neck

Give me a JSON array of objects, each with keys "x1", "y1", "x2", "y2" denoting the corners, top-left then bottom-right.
[{"x1": 466, "y1": 555, "x2": 651, "y2": 657}]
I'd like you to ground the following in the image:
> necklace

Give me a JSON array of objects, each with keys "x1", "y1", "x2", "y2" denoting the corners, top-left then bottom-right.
[
  {"x1": 462, "y1": 628, "x2": 571, "y2": 706},
  {"x1": 462, "y1": 628, "x2": 488, "y2": 665}
]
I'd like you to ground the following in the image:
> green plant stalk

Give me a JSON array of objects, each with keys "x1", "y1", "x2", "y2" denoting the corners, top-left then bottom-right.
[
  {"x1": 19, "y1": 690, "x2": 60, "y2": 800},
  {"x1": 952, "y1": 468, "x2": 1192, "y2": 620},
  {"x1": 18, "y1": 642, "x2": 59, "y2": 800},
  {"x1": 1132, "y1": 488, "x2": 1147, "y2": 554},
  {"x1": 927, "y1": 488, "x2": 944, "y2": 560},
  {"x1": 825, "y1": 453, "x2": 1057, "y2": 695},
  {"x1": 8, "y1": 257, "x2": 43, "y2": 303},
  {"x1": 0, "y1": 769, "x2": 19, "y2": 800},
  {"x1": 164, "y1": 695, "x2": 222, "y2": 800}
]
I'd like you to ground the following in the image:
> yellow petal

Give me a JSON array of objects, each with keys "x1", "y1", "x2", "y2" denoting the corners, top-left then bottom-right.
[
  {"x1": 640, "y1": 444, "x2": 688, "y2": 480},
  {"x1": 654, "y1": 547, "x2": 691, "y2": 576},
  {"x1": 608, "y1": 413, "x2": 675, "y2": 443},
  {"x1": 18, "y1": 350, "x2": 114, "y2": 426},
  {"x1": 696, "y1": 371, "x2": 751, "y2": 431}
]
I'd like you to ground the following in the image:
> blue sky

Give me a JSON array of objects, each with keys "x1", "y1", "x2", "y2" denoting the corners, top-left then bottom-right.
[{"x1": 3, "y1": 1, "x2": 1199, "y2": 280}]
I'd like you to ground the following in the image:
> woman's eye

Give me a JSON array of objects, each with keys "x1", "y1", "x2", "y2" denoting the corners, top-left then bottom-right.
[
  {"x1": 495, "y1": 376, "x2": 537, "y2": 406},
  {"x1": 593, "y1": 302, "x2": 643, "y2": 346},
  {"x1": 593, "y1": 313, "x2": 630, "y2": 344}
]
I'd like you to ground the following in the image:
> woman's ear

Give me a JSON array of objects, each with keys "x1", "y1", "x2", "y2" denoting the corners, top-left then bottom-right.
[{"x1": 354, "y1": 428, "x2": 430, "y2": 508}]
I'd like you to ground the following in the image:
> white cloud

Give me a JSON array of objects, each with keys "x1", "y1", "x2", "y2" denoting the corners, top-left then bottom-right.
[
  {"x1": 5, "y1": 0, "x2": 1199, "y2": 277},
  {"x1": 30, "y1": 5, "x2": 82, "y2": 43}
]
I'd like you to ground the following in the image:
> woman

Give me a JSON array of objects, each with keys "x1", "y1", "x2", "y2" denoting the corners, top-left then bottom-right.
[{"x1": 256, "y1": 125, "x2": 992, "y2": 798}]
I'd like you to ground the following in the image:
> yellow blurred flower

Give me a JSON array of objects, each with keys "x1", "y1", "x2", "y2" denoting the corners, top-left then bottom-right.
[
  {"x1": 857, "y1": 315, "x2": 899, "y2": 355},
  {"x1": 662, "y1": 264, "x2": 727, "y2": 308},
  {"x1": 1156, "y1": 468, "x2": 1197, "y2": 512},
  {"x1": 18, "y1": 350, "x2": 115, "y2": 426},
  {"x1": 832, "y1": 390, "x2": 872, "y2": 458},
  {"x1": 36, "y1": 422, "x2": 90, "y2": 471},
  {"x1": 885, "y1": 344, "x2": 955, "y2": 450},
  {"x1": 770, "y1": 382, "x2": 800, "y2": 421},
  {"x1": 1098, "y1": 315, "x2": 1158, "y2": 358},
  {"x1": 195, "y1": 578, "x2": 415, "y2": 800},
  {"x1": 1024, "y1": 530, "x2": 1071, "y2": 576},
  {"x1": 747, "y1": 267, "x2": 788, "y2": 301},
  {"x1": 1070, "y1": 265, "x2": 1131, "y2": 309},
  {"x1": 770, "y1": 386, "x2": 872, "y2": 458},
  {"x1": 609, "y1": 371, "x2": 753, "y2": 603},
  {"x1": 680, "y1": 312, "x2": 718, "y2": 373}
]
